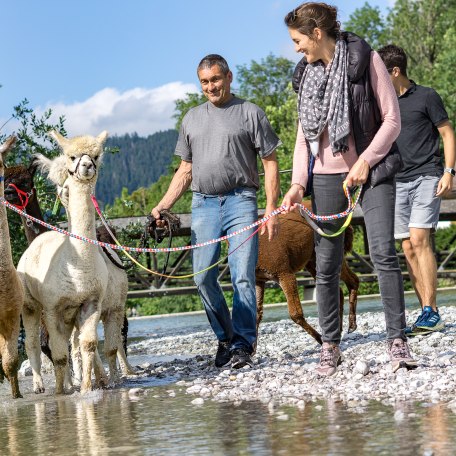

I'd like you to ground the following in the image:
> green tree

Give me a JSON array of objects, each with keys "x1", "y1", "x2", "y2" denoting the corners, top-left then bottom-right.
[
  {"x1": 343, "y1": 3, "x2": 389, "y2": 50},
  {"x1": 346, "y1": 0, "x2": 456, "y2": 125},
  {"x1": 236, "y1": 54, "x2": 295, "y2": 110},
  {"x1": 0, "y1": 99, "x2": 67, "y2": 263},
  {"x1": 387, "y1": 0, "x2": 456, "y2": 86}
]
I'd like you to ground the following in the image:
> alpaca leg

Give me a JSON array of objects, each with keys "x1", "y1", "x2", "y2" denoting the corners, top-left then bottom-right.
[
  {"x1": 93, "y1": 349, "x2": 108, "y2": 388},
  {"x1": 338, "y1": 287, "x2": 344, "y2": 334},
  {"x1": 253, "y1": 281, "x2": 266, "y2": 355},
  {"x1": 103, "y1": 311, "x2": 125, "y2": 384},
  {"x1": 1, "y1": 333, "x2": 22, "y2": 399},
  {"x1": 40, "y1": 316, "x2": 53, "y2": 363},
  {"x1": 0, "y1": 353, "x2": 4, "y2": 383},
  {"x1": 341, "y1": 259, "x2": 359, "y2": 333},
  {"x1": 255, "y1": 281, "x2": 265, "y2": 332},
  {"x1": 22, "y1": 305, "x2": 45, "y2": 393},
  {"x1": 121, "y1": 314, "x2": 129, "y2": 359},
  {"x1": 70, "y1": 328, "x2": 82, "y2": 386},
  {"x1": 279, "y1": 273, "x2": 322, "y2": 345},
  {"x1": 78, "y1": 299, "x2": 101, "y2": 394},
  {"x1": 46, "y1": 321, "x2": 71, "y2": 395},
  {"x1": 117, "y1": 346, "x2": 137, "y2": 376}
]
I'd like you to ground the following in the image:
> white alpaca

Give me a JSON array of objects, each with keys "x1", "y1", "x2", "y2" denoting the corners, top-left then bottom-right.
[
  {"x1": 58, "y1": 180, "x2": 136, "y2": 385},
  {"x1": 18, "y1": 131, "x2": 109, "y2": 394},
  {"x1": 0, "y1": 136, "x2": 24, "y2": 399}
]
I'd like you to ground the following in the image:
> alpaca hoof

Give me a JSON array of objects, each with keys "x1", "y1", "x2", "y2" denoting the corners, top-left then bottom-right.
[
  {"x1": 94, "y1": 373, "x2": 109, "y2": 389},
  {"x1": 348, "y1": 320, "x2": 358, "y2": 333},
  {"x1": 13, "y1": 391, "x2": 23, "y2": 399},
  {"x1": 34, "y1": 387, "x2": 45, "y2": 394}
]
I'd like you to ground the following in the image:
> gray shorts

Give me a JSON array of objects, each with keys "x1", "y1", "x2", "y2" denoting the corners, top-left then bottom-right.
[{"x1": 394, "y1": 175, "x2": 441, "y2": 239}]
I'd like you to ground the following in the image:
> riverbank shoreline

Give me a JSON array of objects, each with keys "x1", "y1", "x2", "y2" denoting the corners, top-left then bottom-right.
[
  {"x1": 127, "y1": 286, "x2": 456, "y2": 320},
  {"x1": 128, "y1": 304, "x2": 456, "y2": 410}
]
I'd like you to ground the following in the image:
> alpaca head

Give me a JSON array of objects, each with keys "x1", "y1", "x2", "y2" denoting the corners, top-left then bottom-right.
[
  {"x1": 4, "y1": 163, "x2": 36, "y2": 207},
  {"x1": 0, "y1": 136, "x2": 17, "y2": 175},
  {"x1": 48, "y1": 130, "x2": 108, "y2": 184}
]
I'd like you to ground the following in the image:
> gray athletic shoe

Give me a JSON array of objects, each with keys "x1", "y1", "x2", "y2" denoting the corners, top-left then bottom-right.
[
  {"x1": 388, "y1": 338, "x2": 418, "y2": 372},
  {"x1": 315, "y1": 342, "x2": 342, "y2": 377}
]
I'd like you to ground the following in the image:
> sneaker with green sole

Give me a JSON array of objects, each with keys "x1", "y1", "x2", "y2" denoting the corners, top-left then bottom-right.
[{"x1": 405, "y1": 306, "x2": 444, "y2": 337}]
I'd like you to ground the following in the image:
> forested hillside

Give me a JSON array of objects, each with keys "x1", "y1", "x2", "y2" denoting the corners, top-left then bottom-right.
[{"x1": 96, "y1": 129, "x2": 178, "y2": 205}]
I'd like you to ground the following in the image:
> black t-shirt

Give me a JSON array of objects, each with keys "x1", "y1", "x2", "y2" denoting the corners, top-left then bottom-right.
[{"x1": 396, "y1": 81, "x2": 448, "y2": 182}]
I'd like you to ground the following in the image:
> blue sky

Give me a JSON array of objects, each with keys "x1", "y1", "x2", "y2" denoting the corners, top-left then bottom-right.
[{"x1": 2, "y1": 0, "x2": 391, "y2": 137}]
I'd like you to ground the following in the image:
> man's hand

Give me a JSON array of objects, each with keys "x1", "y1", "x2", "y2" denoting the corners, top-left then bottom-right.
[
  {"x1": 345, "y1": 158, "x2": 370, "y2": 187},
  {"x1": 436, "y1": 173, "x2": 454, "y2": 197},
  {"x1": 260, "y1": 208, "x2": 279, "y2": 241},
  {"x1": 151, "y1": 206, "x2": 166, "y2": 228},
  {"x1": 281, "y1": 184, "x2": 305, "y2": 213}
]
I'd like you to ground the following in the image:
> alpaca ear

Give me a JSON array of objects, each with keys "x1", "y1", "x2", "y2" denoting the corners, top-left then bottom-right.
[
  {"x1": 32, "y1": 154, "x2": 68, "y2": 186},
  {"x1": 28, "y1": 155, "x2": 41, "y2": 178},
  {"x1": 32, "y1": 153, "x2": 53, "y2": 175},
  {"x1": 0, "y1": 135, "x2": 17, "y2": 154},
  {"x1": 97, "y1": 131, "x2": 108, "y2": 145},
  {"x1": 48, "y1": 155, "x2": 69, "y2": 186},
  {"x1": 48, "y1": 130, "x2": 69, "y2": 148}
]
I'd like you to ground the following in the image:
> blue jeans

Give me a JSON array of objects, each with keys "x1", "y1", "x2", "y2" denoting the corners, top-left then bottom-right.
[
  {"x1": 191, "y1": 187, "x2": 259, "y2": 353},
  {"x1": 312, "y1": 174, "x2": 406, "y2": 344}
]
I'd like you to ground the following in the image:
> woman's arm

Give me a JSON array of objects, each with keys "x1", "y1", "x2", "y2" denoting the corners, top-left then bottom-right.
[
  {"x1": 360, "y1": 51, "x2": 401, "y2": 167},
  {"x1": 345, "y1": 51, "x2": 401, "y2": 187}
]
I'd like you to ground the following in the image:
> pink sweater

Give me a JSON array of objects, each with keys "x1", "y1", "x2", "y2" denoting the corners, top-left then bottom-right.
[{"x1": 291, "y1": 51, "x2": 401, "y2": 190}]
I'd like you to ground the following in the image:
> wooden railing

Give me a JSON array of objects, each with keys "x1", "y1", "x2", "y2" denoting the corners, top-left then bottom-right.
[{"x1": 103, "y1": 197, "x2": 456, "y2": 299}]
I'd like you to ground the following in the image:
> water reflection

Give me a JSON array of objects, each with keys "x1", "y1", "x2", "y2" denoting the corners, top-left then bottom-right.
[{"x1": 1, "y1": 386, "x2": 456, "y2": 455}]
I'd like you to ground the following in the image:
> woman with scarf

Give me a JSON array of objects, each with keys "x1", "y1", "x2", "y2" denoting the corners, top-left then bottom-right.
[{"x1": 282, "y1": 2, "x2": 417, "y2": 376}]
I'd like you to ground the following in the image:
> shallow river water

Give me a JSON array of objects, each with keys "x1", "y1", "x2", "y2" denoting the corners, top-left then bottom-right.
[{"x1": 1, "y1": 289, "x2": 456, "y2": 455}]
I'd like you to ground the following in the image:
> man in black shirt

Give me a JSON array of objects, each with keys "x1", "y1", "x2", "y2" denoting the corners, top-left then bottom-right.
[{"x1": 379, "y1": 45, "x2": 456, "y2": 335}]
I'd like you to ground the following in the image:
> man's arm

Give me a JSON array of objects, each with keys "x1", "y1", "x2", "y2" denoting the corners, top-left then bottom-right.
[
  {"x1": 436, "y1": 121, "x2": 456, "y2": 197},
  {"x1": 261, "y1": 151, "x2": 280, "y2": 240},
  {"x1": 151, "y1": 160, "x2": 192, "y2": 223}
]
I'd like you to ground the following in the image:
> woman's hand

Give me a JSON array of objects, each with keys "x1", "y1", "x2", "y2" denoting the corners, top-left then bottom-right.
[
  {"x1": 345, "y1": 158, "x2": 370, "y2": 187},
  {"x1": 281, "y1": 184, "x2": 305, "y2": 213}
]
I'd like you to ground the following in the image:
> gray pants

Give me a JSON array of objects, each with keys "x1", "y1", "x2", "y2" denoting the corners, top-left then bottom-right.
[{"x1": 312, "y1": 173, "x2": 406, "y2": 344}]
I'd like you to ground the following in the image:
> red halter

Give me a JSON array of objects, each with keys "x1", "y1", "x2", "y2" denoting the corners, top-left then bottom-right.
[{"x1": 7, "y1": 183, "x2": 32, "y2": 211}]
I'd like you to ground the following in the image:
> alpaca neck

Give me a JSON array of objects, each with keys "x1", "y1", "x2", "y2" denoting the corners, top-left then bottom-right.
[
  {"x1": 0, "y1": 179, "x2": 15, "y2": 270},
  {"x1": 21, "y1": 189, "x2": 48, "y2": 244},
  {"x1": 67, "y1": 180, "x2": 97, "y2": 252}
]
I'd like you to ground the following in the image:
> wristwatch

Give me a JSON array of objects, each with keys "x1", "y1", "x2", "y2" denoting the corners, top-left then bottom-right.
[{"x1": 444, "y1": 167, "x2": 456, "y2": 176}]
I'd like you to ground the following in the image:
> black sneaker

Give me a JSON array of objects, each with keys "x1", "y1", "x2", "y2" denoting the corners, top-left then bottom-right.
[
  {"x1": 231, "y1": 348, "x2": 254, "y2": 369},
  {"x1": 215, "y1": 341, "x2": 232, "y2": 367}
]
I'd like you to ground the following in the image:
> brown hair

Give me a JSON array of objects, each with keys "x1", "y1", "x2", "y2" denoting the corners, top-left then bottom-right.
[
  {"x1": 377, "y1": 44, "x2": 408, "y2": 77},
  {"x1": 284, "y1": 2, "x2": 340, "y2": 40}
]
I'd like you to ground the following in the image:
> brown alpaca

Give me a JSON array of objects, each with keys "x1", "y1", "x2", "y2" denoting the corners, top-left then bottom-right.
[
  {"x1": 256, "y1": 208, "x2": 359, "y2": 345},
  {"x1": 0, "y1": 136, "x2": 24, "y2": 398}
]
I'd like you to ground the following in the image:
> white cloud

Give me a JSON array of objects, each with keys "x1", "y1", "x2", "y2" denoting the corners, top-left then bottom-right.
[{"x1": 36, "y1": 82, "x2": 200, "y2": 137}]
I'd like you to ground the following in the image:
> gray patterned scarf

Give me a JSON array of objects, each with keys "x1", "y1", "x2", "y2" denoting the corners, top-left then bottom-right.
[{"x1": 298, "y1": 39, "x2": 350, "y2": 157}]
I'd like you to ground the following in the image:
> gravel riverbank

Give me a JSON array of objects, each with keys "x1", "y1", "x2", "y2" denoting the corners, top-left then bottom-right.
[{"x1": 128, "y1": 305, "x2": 456, "y2": 410}]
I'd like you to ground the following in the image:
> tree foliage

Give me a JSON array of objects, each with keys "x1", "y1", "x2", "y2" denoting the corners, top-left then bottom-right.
[
  {"x1": 346, "y1": 0, "x2": 456, "y2": 126},
  {"x1": 97, "y1": 130, "x2": 178, "y2": 206},
  {"x1": 343, "y1": 3, "x2": 388, "y2": 50}
]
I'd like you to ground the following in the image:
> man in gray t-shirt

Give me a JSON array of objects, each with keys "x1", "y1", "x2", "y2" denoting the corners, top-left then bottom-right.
[{"x1": 152, "y1": 54, "x2": 281, "y2": 369}]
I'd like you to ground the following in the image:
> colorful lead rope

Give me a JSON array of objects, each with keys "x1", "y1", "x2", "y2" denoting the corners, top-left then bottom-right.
[
  {"x1": 0, "y1": 196, "x2": 285, "y2": 254},
  {"x1": 0, "y1": 182, "x2": 361, "y2": 277},
  {"x1": 298, "y1": 183, "x2": 362, "y2": 238},
  {"x1": 90, "y1": 194, "x2": 265, "y2": 279}
]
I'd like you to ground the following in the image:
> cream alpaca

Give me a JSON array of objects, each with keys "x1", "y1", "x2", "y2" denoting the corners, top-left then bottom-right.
[
  {"x1": 57, "y1": 179, "x2": 136, "y2": 384},
  {"x1": 0, "y1": 136, "x2": 24, "y2": 399},
  {"x1": 18, "y1": 131, "x2": 109, "y2": 394}
]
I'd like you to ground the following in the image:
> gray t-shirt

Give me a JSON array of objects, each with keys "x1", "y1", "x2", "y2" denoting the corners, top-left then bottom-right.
[{"x1": 175, "y1": 96, "x2": 281, "y2": 194}]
